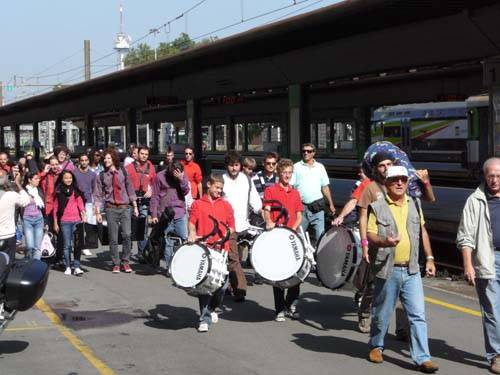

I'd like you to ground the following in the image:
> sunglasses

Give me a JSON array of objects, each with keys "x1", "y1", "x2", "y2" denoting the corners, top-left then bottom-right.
[
  {"x1": 185, "y1": 152, "x2": 193, "y2": 155},
  {"x1": 265, "y1": 162, "x2": 277, "y2": 166},
  {"x1": 302, "y1": 149, "x2": 314, "y2": 154},
  {"x1": 388, "y1": 176, "x2": 408, "y2": 183}
]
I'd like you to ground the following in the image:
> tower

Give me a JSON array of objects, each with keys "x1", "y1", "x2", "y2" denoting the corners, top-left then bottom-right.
[{"x1": 115, "y1": 2, "x2": 131, "y2": 71}]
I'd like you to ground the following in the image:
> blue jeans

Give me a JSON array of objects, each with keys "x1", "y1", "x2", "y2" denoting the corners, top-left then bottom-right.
[
  {"x1": 301, "y1": 205, "x2": 324, "y2": 246},
  {"x1": 164, "y1": 215, "x2": 188, "y2": 267},
  {"x1": 476, "y1": 251, "x2": 500, "y2": 363},
  {"x1": 370, "y1": 267, "x2": 431, "y2": 365},
  {"x1": 23, "y1": 215, "x2": 44, "y2": 260},
  {"x1": 137, "y1": 204, "x2": 149, "y2": 255},
  {"x1": 61, "y1": 221, "x2": 80, "y2": 268},
  {"x1": 198, "y1": 278, "x2": 229, "y2": 327}
]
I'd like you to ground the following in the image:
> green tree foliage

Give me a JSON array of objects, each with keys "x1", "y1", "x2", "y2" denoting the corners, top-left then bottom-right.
[{"x1": 124, "y1": 34, "x2": 217, "y2": 68}]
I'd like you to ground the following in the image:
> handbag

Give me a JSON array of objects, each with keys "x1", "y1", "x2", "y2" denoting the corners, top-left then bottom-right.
[{"x1": 40, "y1": 232, "x2": 56, "y2": 258}]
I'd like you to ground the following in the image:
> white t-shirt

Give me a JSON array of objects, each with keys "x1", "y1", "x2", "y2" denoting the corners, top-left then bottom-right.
[
  {"x1": 0, "y1": 190, "x2": 30, "y2": 239},
  {"x1": 223, "y1": 172, "x2": 262, "y2": 233},
  {"x1": 123, "y1": 156, "x2": 135, "y2": 167},
  {"x1": 291, "y1": 160, "x2": 330, "y2": 204}
]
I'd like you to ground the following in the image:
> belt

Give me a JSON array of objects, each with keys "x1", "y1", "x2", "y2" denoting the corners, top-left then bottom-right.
[
  {"x1": 393, "y1": 262, "x2": 409, "y2": 267},
  {"x1": 106, "y1": 203, "x2": 129, "y2": 209}
]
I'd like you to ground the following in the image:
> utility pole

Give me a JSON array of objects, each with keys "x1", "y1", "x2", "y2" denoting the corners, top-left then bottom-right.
[{"x1": 84, "y1": 40, "x2": 91, "y2": 81}]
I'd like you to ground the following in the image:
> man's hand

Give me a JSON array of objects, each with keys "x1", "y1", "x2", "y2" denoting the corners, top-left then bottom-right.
[
  {"x1": 133, "y1": 207, "x2": 139, "y2": 217},
  {"x1": 384, "y1": 234, "x2": 401, "y2": 247},
  {"x1": 464, "y1": 263, "x2": 476, "y2": 286},
  {"x1": 144, "y1": 186, "x2": 152, "y2": 199},
  {"x1": 362, "y1": 247, "x2": 370, "y2": 263},
  {"x1": 187, "y1": 233, "x2": 200, "y2": 244},
  {"x1": 416, "y1": 169, "x2": 430, "y2": 184},
  {"x1": 332, "y1": 215, "x2": 344, "y2": 226},
  {"x1": 266, "y1": 221, "x2": 276, "y2": 231},
  {"x1": 173, "y1": 168, "x2": 184, "y2": 181},
  {"x1": 81, "y1": 212, "x2": 87, "y2": 224},
  {"x1": 329, "y1": 203, "x2": 336, "y2": 215},
  {"x1": 96, "y1": 213, "x2": 103, "y2": 224},
  {"x1": 53, "y1": 222, "x2": 59, "y2": 234},
  {"x1": 151, "y1": 217, "x2": 159, "y2": 224},
  {"x1": 43, "y1": 164, "x2": 50, "y2": 173},
  {"x1": 425, "y1": 260, "x2": 436, "y2": 277}
]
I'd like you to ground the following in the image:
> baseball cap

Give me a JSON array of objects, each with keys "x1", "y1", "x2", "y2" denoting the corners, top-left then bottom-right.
[{"x1": 386, "y1": 166, "x2": 408, "y2": 179}]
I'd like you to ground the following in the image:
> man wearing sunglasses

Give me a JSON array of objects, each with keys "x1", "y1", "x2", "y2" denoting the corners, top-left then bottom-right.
[
  {"x1": 366, "y1": 165, "x2": 437, "y2": 373},
  {"x1": 180, "y1": 146, "x2": 203, "y2": 200},
  {"x1": 291, "y1": 143, "x2": 335, "y2": 246},
  {"x1": 252, "y1": 152, "x2": 279, "y2": 199}
]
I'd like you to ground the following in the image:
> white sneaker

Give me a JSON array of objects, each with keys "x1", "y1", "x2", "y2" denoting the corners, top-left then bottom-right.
[
  {"x1": 275, "y1": 311, "x2": 286, "y2": 322},
  {"x1": 82, "y1": 249, "x2": 92, "y2": 256},
  {"x1": 210, "y1": 312, "x2": 219, "y2": 324},
  {"x1": 74, "y1": 267, "x2": 84, "y2": 276},
  {"x1": 198, "y1": 322, "x2": 209, "y2": 332},
  {"x1": 64, "y1": 267, "x2": 72, "y2": 276}
]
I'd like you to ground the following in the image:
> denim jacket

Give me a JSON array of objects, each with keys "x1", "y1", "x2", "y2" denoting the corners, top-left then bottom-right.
[{"x1": 369, "y1": 194, "x2": 421, "y2": 279}]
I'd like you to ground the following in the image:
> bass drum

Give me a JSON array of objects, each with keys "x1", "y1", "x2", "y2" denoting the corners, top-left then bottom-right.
[
  {"x1": 315, "y1": 226, "x2": 361, "y2": 290},
  {"x1": 170, "y1": 243, "x2": 228, "y2": 295},
  {"x1": 250, "y1": 227, "x2": 312, "y2": 289}
]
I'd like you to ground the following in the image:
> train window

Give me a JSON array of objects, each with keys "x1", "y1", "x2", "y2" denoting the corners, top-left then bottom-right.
[
  {"x1": 158, "y1": 120, "x2": 187, "y2": 153},
  {"x1": 108, "y1": 126, "x2": 126, "y2": 153},
  {"x1": 96, "y1": 127, "x2": 105, "y2": 150},
  {"x1": 201, "y1": 125, "x2": 213, "y2": 152},
  {"x1": 62, "y1": 119, "x2": 86, "y2": 153},
  {"x1": 38, "y1": 121, "x2": 56, "y2": 153},
  {"x1": 137, "y1": 124, "x2": 154, "y2": 148},
  {"x1": 317, "y1": 122, "x2": 330, "y2": 150},
  {"x1": 333, "y1": 121, "x2": 355, "y2": 151},
  {"x1": 215, "y1": 124, "x2": 227, "y2": 151},
  {"x1": 247, "y1": 122, "x2": 267, "y2": 151},
  {"x1": 19, "y1": 124, "x2": 34, "y2": 154},
  {"x1": 235, "y1": 123, "x2": 244, "y2": 151},
  {"x1": 3, "y1": 126, "x2": 16, "y2": 156},
  {"x1": 383, "y1": 125, "x2": 401, "y2": 138}
]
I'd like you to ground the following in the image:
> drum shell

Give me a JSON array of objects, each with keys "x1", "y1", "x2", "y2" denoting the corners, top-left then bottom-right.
[
  {"x1": 5, "y1": 259, "x2": 49, "y2": 311},
  {"x1": 315, "y1": 226, "x2": 361, "y2": 290}
]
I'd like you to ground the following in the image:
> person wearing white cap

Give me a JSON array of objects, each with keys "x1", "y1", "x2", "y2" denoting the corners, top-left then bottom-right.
[{"x1": 366, "y1": 165, "x2": 438, "y2": 373}]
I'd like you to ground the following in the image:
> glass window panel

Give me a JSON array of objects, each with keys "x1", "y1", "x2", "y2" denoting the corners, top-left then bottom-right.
[
  {"x1": 235, "y1": 123, "x2": 244, "y2": 151},
  {"x1": 3, "y1": 126, "x2": 16, "y2": 156},
  {"x1": 317, "y1": 122, "x2": 330, "y2": 150},
  {"x1": 96, "y1": 128, "x2": 105, "y2": 150},
  {"x1": 333, "y1": 121, "x2": 355, "y2": 151},
  {"x1": 247, "y1": 122, "x2": 267, "y2": 152},
  {"x1": 264, "y1": 122, "x2": 281, "y2": 152},
  {"x1": 38, "y1": 121, "x2": 56, "y2": 153},
  {"x1": 62, "y1": 120, "x2": 85, "y2": 153},
  {"x1": 215, "y1": 124, "x2": 227, "y2": 151},
  {"x1": 137, "y1": 124, "x2": 153, "y2": 148},
  {"x1": 158, "y1": 120, "x2": 187, "y2": 153},
  {"x1": 310, "y1": 123, "x2": 317, "y2": 147},
  {"x1": 108, "y1": 126, "x2": 126, "y2": 152},
  {"x1": 201, "y1": 125, "x2": 213, "y2": 152},
  {"x1": 19, "y1": 124, "x2": 33, "y2": 154}
]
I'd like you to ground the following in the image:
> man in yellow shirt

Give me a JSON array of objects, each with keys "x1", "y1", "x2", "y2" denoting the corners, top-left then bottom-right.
[{"x1": 366, "y1": 166, "x2": 438, "y2": 373}]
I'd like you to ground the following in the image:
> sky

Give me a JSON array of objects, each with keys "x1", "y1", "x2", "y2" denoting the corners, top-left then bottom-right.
[{"x1": 0, "y1": 0, "x2": 342, "y2": 104}]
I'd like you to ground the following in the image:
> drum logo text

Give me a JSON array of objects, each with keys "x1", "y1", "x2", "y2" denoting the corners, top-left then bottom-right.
[
  {"x1": 196, "y1": 253, "x2": 207, "y2": 281},
  {"x1": 341, "y1": 244, "x2": 352, "y2": 276},
  {"x1": 289, "y1": 234, "x2": 301, "y2": 261}
]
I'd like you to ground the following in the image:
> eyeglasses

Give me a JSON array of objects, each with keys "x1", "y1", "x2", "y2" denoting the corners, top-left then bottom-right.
[
  {"x1": 302, "y1": 149, "x2": 314, "y2": 154},
  {"x1": 184, "y1": 152, "x2": 193, "y2": 156},
  {"x1": 265, "y1": 162, "x2": 277, "y2": 166},
  {"x1": 387, "y1": 176, "x2": 408, "y2": 184}
]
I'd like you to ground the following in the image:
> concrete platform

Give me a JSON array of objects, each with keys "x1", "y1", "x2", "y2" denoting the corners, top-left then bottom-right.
[{"x1": 0, "y1": 247, "x2": 488, "y2": 375}]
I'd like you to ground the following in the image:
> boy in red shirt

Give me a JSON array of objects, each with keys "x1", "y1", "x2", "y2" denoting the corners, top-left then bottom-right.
[
  {"x1": 188, "y1": 173, "x2": 235, "y2": 332},
  {"x1": 263, "y1": 159, "x2": 304, "y2": 322}
]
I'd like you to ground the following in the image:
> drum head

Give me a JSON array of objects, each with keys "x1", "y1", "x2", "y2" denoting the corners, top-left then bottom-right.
[
  {"x1": 316, "y1": 226, "x2": 359, "y2": 289},
  {"x1": 171, "y1": 244, "x2": 210, "y2": 288},
  {"x1": 251, "y1": 227, "x2": 305, "y2": 282}
]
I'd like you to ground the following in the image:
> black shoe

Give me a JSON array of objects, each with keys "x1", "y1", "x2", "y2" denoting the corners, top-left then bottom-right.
[
  {"x1": 395, "y1": 329, "x2": 409, "y2": 341},
  {"x1": 233, "y1": 290, "x2": 246, "y2": 302}
]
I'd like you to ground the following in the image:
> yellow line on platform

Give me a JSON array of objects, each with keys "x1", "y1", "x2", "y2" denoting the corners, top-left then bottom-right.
[
  {"x1": 36, "y1": 299, "x2": 116, "y2": 375},
  {"x1": 5, "y1": 325, "x2": 55, "y2": 332},
  {"x1": 425, "y1": 296, "x2": 482, "y2": 317}
]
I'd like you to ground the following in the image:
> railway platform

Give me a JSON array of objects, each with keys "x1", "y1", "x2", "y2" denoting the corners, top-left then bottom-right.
[{"x1": 0, "y1": 246, "x2": 488, "y2": 375}]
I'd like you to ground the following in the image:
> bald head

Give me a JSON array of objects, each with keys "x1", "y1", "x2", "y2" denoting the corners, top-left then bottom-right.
[{"x1": 483, "y1": 157, "x2": 500, "y2": 194}]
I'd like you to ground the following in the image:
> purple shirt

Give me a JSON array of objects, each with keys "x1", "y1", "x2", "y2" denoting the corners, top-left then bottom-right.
[
  {"x1": 150, "y1": 170, "x2": 189, "y2": 220},
  {"x1": 93, "y1": 168, "x2": 137, "y2": 210},
  {"x1": 74, "y1": 168, "x2": 96, "y2": 203},
  {"x1": 23, "y1": 200, "x2": 43, "y2": 218}
]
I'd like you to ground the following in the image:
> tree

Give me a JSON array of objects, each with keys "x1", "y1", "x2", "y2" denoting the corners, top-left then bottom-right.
[{"x1": 123, "y1": 43, "x2": 155, "y2": 67}]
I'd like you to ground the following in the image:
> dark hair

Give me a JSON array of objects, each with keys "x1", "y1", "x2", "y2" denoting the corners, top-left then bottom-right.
[
  {"x1": 102, "y1": 148, "x2": 120, "y2": 168},
  {"x1": 301, "y1": 143, "x2": 316, "y2": 152},
  {"x1": 128, "y1": 143, "x2": 137, "y2": 155},
  {"x1": 264, "y1": 152, "x2": 279, "y2": 162},
  {"x1": 79, "y1": 153, "x2": 89, "y2": 160},
  {"x1": 277, "y1": 158, "x2": 294, "y2": 174},
  {"x1": 54, "y1": 145, "x2": 70, "y2": 157},
  {"x1": 138, "y1": 146, "x2": 150, "y2": 154},
  {"x1": 56, "y1": 170, "x2": 84, "y2": 197},
  {"x1": 224, "y1": 151, "x2": 241, "y2": 166},
  {"x1": 166, "y1": 160, "x2": 184, "y2": 176},
  {"x1": 23, "y1": 171, "x2": 40, "y2": 188},
  {"x1": 208, "y1": 173, "x2": 224, "y2": 185},
  {"x1": 166, "y1": 146, "x2": 174, "y2": 154},
  {"x1": 184, "y1": 145, "x2": 194, "y2": 152}
]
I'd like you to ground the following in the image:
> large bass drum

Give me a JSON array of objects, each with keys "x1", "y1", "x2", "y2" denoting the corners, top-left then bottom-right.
[
  {"x1": 250, "y1": 227, "x2": 312, "y2": 289},
  {"x1": 315, "y1": 226, "x2": 361, "y2": 290},
  {"x1": 170, "y1": 244, "x2": 228, "y2": 295}
]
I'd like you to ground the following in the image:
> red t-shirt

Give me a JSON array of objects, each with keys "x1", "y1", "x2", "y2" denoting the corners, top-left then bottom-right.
[
  {"x1": 189, "y1": 195, "x2": 235, "y2": 251},
  {"x1": 181, "y1": 160, "x2": 203, "y2": 199},
  {"x1": 125, "y1": 160, "x2": 157, "y2": 193},
  {"x1": 263, "y1": 183, "x2": 304, "y2": 229},
  {"x1": 351, "y1": 178, "x2": 372, "y2": 201}
]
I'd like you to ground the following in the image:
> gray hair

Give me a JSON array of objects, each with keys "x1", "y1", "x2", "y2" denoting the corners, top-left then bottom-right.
[{"x1": 483, "y1": 157, "x2": 500, "y2": 175}]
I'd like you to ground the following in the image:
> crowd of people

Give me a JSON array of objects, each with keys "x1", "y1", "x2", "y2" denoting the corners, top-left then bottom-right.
[{"x1": 1, "y1": 141, "x2": 499, "y2": 374}]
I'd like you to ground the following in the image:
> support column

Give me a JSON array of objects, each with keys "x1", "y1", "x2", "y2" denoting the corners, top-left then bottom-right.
[
  {"x1": 55, "y1": 118, "x2": 63, "y2": 145},
  {"x1": 187, "y1": 99, "x2": 201, "y2": 158},
  {"x1": 152, "y1": 121, "x2": 159, "y2": 155},
  {"x1": 0, "y1": 126, "x2": 4, "y2": 151},
  {"x1": 126, "y1": 108, "x2": 137, "y2": 146},
  {"x1": 84, "y1": 114, "x2": 94, "y2": 148},
  {"x1": 288, "y1": 84, "x2": 308, "y2": 160},
  {"x1": 14, "y1": 123, "x2": 20, "y2": 158}
]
